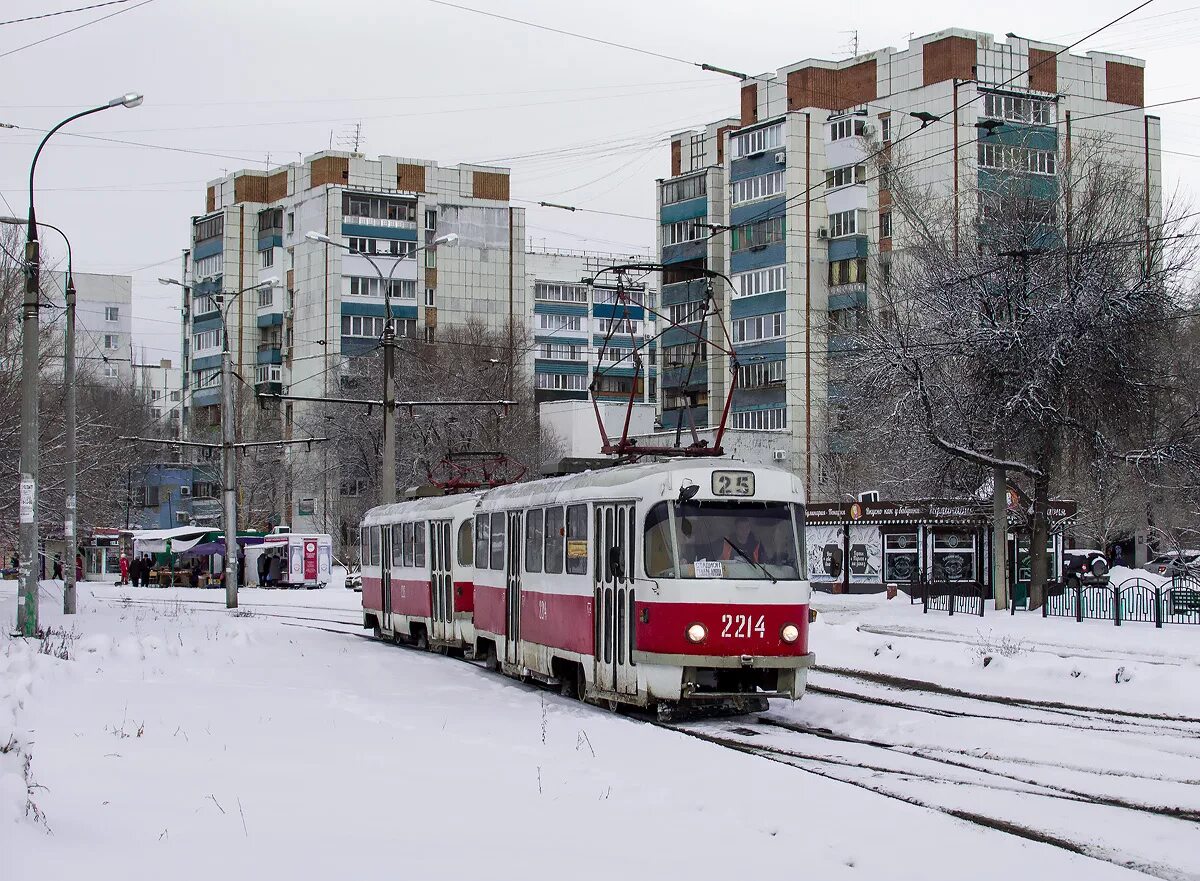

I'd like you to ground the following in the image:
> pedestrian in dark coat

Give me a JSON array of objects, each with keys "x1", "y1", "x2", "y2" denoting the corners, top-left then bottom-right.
[
  {"x1": 52, "y1": 554, "x2": 63, "y2": 580},
  {"x1": 257, "y1": 550, "x2": 269, "y2": 587}
]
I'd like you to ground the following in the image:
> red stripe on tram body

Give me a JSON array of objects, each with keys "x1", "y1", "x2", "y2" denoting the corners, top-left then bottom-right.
[
  {"x1": 452, "y1": 580, "x2": 474, "y2": 614},
  {"x1": 391, "y1": 578, "x2": 432, "y2": 618},
  {"x1": 519, "y1": 589, "x2": 593, "y2": 655},
  {"x1": 362, "y1": 574, "x2": 382, "y2": 611},
  {"x1": 474, "y1": 582, "x2": 506, "y2": 635},
  {"x1": 634, "y1": 601, "x2": 810, "y2": 657}
]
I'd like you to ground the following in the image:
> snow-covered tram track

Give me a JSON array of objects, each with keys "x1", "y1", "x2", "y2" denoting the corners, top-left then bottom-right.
[{"x1": 668, "y1": 718, "x2": 1200, "y2": 881}]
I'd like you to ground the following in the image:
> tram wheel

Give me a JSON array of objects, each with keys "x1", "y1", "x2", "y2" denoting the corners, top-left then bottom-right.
[
  {"x1": 483, "y1": 643, "x2": 500, "y2": 671},
  {"x1": 414, "y1": 629, "x2": 429, "y2": 651}
]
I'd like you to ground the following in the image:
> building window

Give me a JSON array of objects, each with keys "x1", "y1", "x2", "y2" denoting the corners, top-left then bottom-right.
[
  {"x1": 345, "y1": 276, "x2": 416, "y2": 299},
  {"x1": 193, "y1": 295, "x2": 219, "y2": 315},
  {"x1": 733, "y1": 265, "x2": 785, "y2": 298},
  {"x1": 662, "y1": 174, "x2": 706, "y2": 205},
  {"x1": 977, "y1": 142, "x2": 1056, "y2": 176},
  {"x1": 828, "y1": 257, "x2": 867, "y2": 287},
  {"x1": 535, "y1": 373, "x2": 587, "y2": 391},
  {"x1": 339, "y1": 477, "x2": 367, "y2": 497},
  {"x1": 534, "y1": 282, "x2": 588, "y2": 303},
  {"x1": 347, "y1": 237, "x2": 375, "y2": 254},
  {"x1": 192, "y1": 253, "x2": 221, "y2": 281},
  {"x1": 538, "y1": 343, "x2": 585, "y2": 361},
  {"x1": 286, "y1": 212, "x2": 295, "y2": 234},
  {"x1": 829, "y1": 209, "x2": 858, "y2": 238},
  {"x1": 196, "y1": 368, "x2": 220, "y2": 389},
  {"x1": 192, "y1": 329, "x2": 221, "y2": 352},
  {"x1": 982, "y1": 92, "x2": 1054, "y2": 126},
  {"x1": 535, "y1": 313, "x2": 583, "y2": 332},
  {"x1": 830, "y1": 117, "x2": 866, "y2": 141},
  {"x1": 597, "y1": 318, "x2": 641, "y2": 336},
  {"x1": 104, "y1": 364, "x2": 119, "y2": 380},
  {"x1": 342, "y1": 193, "x2": 416, "y2": 223},
  {"x1": 881, "y1": 115, "x2": 892, "y2": 142},
  {"x1": 883, "y1": 531, "x2": 918, "y2": 582},
  {"x1": 102, "y1": 334, "x2": 119, "y2": 350},
  {"x1": 731, "y1": 407, "x2": 786, "y2": 430},
  {"x1": 737, "y1": 359, "x2": 785, "y2": 388},
  {"x1": 732, "y1": 312, "x2": 784, "y2": 344},
  {"x1": 104, "y1": 306, "x2": 119, "y2": 322},
  {"x1": 424, "y1": 288, "x2": 435, "y2": 307},
  {"x1": 931, "y1": 530, "x2": 977, "y2": 581},
  {"x1": 668, "y1": 301, "x2": 705, "y2": 325},
  {"x1": 254, "y1": 364, "x2": 282, "y2": 384},
  {"x1": 825, "y1": 165, "x2": 866, "y2": 189},
  {"x1": 879, "y1": 210, "x2": 892, "y2": 238},
  {"x1": 731, "y1": 216, "x2": 784, "y2": 252},
  {"x1": 729, "y1": 123, "x2": 783, "y2": 160},
  {"x1": 341, "y1": 315, "x2": 386, "y2": 338},
  {"x1": 171, "y1": 390, "x2": 181, "y2": 402},
  {"x1": 193, "y1": 214, "x2": 223, "y2": 242},
  {"x1": 663, "y1": 218, "x2": 706, "y2": 246},
  {"x1": 257, "y1": 287, "x2": 275, "y2": 308},
  {"x1": 731, "y1": 170, "x2": 784, "y2": 206},
  {"x1": 150, "y1": 389, "x2": 162, "y2": 401},
  {"x1": 660, "y1": 343, "x2": 707, "y2": 366}
]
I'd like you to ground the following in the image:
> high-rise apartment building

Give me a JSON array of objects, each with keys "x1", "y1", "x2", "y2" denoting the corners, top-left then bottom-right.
[
  {"x1": 181, "y1": 150, "x2": 525, "y2": 536},
  {"x1": 657, "y1": 28, "x2": 1161, "y2": 496},
  {"x1": 527, "y1": 247, "x2": 658, "y2": 408}
]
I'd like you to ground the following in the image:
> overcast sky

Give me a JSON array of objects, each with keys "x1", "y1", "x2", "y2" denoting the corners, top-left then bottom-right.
[{"x1": 1, "y1": 0, "x2": 1196, "y2": 364}]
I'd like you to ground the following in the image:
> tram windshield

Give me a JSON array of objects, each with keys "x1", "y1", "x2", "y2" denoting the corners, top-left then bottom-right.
[{"x1": 645, "y1": 500, "x2": 804, "y2": 580}]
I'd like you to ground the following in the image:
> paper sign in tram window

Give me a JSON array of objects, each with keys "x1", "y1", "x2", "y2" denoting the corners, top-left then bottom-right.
[{"x1": 694, "y1": 560, "x2": 724, "y2": 579}]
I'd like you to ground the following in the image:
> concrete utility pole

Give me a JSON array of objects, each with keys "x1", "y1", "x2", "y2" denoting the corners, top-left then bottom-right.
[
  {"x1": 13, "y1": 92, "x2": 142, "y2": 637},
  {"x1": 305, "y1": 230, "x2": 458, "y2": 505}
]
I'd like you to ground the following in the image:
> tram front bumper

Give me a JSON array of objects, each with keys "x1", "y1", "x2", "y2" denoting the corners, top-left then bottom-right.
[{"x1": 632, "y1": 651, "x2": 815, "y2": 701}]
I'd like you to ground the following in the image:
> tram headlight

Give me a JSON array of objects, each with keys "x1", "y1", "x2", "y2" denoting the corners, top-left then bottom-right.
[
  {"x1": 780, "y1": 623, "x2": 800, "y2": 644},
  {"x1": 686, "y1": 623, "x2": 707, "y2": 644}
]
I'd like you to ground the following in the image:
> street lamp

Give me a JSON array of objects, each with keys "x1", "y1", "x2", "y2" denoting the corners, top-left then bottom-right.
[
  {"x1": 304, "y1": 230, "x2": 457, "y2": 504},
  {"x1": 15, "y1": 92, "x2": 142, "y2": 637},
  {"x1": 161, "y1": 275, "x2": 277, "y2": 609}
]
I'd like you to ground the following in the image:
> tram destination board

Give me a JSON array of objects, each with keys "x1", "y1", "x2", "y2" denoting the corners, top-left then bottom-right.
[{"x1": 712, "y1": 471, "x2": 755, "y2": 496}]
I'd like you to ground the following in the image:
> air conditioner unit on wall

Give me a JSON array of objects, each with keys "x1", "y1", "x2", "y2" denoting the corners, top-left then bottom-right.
[
  {"x1": 180, "y1": 485, "x2": 191, "y2": 497},
  {"x1": 772, "y1": 450, "x2": 787, "y2": 462},
  {"x1": 817, "y1": 227, "x2": 828, "y2": 239},
  {"x1": 774, "y1": 151, "x2": 786, "y2": 164}
]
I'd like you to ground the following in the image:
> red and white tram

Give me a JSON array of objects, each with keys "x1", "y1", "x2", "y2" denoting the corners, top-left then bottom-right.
[{"x1": 359, "y1": 460, "x2": 813, "y2": 715}]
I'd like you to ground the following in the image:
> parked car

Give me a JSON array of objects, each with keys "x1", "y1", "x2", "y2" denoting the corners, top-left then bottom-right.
[
  {"x1": 345, "y1": 565, "x2": 362, "y2": 592},
  {"x1": 1062, "y1": 548, "x2": 1109, "y2": 586},
  {"x1": 1142, "y1": 551, "x2": 1200, "y2": 578}
]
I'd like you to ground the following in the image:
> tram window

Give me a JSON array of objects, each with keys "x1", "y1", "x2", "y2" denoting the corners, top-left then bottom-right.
[
  {"x1": 474, "y1": 515, "x2": 489, "y2": 570},
  {"x1": 544, "y1": 506, "x2": 564, "y2": 574},
  {"x1": 359, "y1": 527, "x2": 366, "y2": 567},
  {"x1": 644, "y1": 502, "x2": 676, "y2": 577},
  {"x1": 402, "y1": 522, "x2": 414, "y2": 567},
  {"x1": 414, "y1": 521, "x2": 426, "y2": 568},
  {"x1": 525, "y1": 508, "x2": 544, "y2": 573},
  {"x1": 458, "y1": 520, "x2": 474, "y2": 567},
  {"x1": 566, "y1": 505, "x2": 588, "y2": 575},
  {"x1": 391, "y1": 525, "x2": 403, "y2": 567},
  {"x1": 791, "y1": 504, "x2": 807, "y2": 569},
  {"x1": 370, "y1": 526, "x2": 381, "y2": 566},
  {"x1": 490, "y1": 512, "x2": 506, "y2": 570}
]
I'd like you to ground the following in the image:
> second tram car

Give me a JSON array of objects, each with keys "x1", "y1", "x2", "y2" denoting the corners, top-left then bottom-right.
[{"x1": 360, "y1": 460, "x2": 813, "y2": 715}]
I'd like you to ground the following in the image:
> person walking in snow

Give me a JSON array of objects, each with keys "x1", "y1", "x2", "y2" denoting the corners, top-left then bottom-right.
[
  {"x1": 52, "y1": 554, "x2": 63, "y2": 581},
  {"x1": 119, "y1": 553, "x2": 129, "y2": 585},
  {"x1": 257, "y1": 550, "x2": 269, "y2": 587},
  {"x1": 76, "y1": 552, "x2": 84, "y2": 584}
]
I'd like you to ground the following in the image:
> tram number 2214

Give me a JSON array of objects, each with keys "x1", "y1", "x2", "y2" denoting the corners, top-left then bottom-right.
[{"x1": 721, "y1": 613, "x2": 766, "y2": 638}]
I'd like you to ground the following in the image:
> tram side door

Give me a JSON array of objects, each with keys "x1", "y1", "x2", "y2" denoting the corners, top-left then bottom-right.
[
  {"x1": 430, "y1": 520, "x2": 453, "y2": 642},
  {"x1": 380, "y1": 525, "x2": 393, "y2": 626},
  {"x1": 505, "y1": 511, "x2": 522, "y2": 666},
  {"x1": 593, "y1": 502, "x2": 637, "y2": 696}
]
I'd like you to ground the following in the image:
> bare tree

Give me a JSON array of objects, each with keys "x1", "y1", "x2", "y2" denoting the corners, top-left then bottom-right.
[{"x1": 840, "y1": 133, "x2": 1198, "y2": 606}]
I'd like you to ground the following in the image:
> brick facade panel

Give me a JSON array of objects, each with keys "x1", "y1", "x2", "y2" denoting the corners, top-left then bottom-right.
[
  {"x1": 923, "y1": 36, "x2": 976, "y2": 86},
  {"x1": 1106, "y1": 61, "x2": 1144, "y2": 107},
  {"x1": 787, "y1": 60, "x2": 876, "y2": 111},
  {"x1": 310, "y1": 156, "x2": 349, "y2": 188},
  {"x1": 397, "y1": 163, "x2": 426, "y2": 192},
  {"x1": 472, "y1": 171, "x2": 510, "y2": 201},
  {"x1": 671, "y1": 140, "x2": 682, "y2": 177},
  {"x1": 740, "y1": 84, "x2": 758, "y2": 125},
  {"x1": 1028, "y1": 48, "x2": 1057, "y2": 93}
]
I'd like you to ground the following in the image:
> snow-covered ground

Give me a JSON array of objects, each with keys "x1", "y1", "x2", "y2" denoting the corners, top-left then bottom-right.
[{"x1": 3, "y1": 578, "x2": 1197, "y2": 880}]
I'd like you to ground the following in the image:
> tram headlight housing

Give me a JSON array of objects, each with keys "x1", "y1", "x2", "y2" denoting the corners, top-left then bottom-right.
[
  {"x1": 686, "y1": 623, "x2": 707, "y2": 644},
  {"x1": 780, "y1": 623, "x2": 800, "y2": 644}
]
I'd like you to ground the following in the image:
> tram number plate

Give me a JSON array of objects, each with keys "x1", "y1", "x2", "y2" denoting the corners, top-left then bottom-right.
[
  {"x1": 721, "y1": 613, "x2": 766, "y2": 638},
  {"x1": 712, "y1": 470, "x2": 755, "y2": 497}
]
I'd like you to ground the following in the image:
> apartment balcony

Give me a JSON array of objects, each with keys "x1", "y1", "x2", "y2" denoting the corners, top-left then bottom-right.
[{"x1": 256, "y1": 343, "x2": 283, "y2": 365}]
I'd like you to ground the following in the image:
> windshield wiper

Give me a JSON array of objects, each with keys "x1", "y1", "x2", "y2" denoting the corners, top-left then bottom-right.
[{"x1": 722, "y1": 537, "x2": 777, "y2": 583}]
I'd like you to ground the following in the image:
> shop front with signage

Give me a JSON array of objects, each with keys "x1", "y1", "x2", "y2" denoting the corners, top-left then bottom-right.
[{"x1": 805, "y1": 498, "x2": 1076, "y2": 595}]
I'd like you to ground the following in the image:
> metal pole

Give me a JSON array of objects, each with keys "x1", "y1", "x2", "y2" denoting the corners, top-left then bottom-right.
[
  {"x1": 380, "y1": 262, "x2": 396, "y2": 506},
  {"x1": 993, "y1": 464, "x2": 1008, "y2": 610},
  {"x1": 221, "y1": 330, "x2": 238, "y2": 608},
  {"x1": 63, "y1": 273, "x2": 77, "y2": 614}
]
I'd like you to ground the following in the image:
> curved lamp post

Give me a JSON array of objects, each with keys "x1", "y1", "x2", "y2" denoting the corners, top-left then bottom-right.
[{"x1": 16, "y1": 93, "x2": 142, "y2": 636}]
